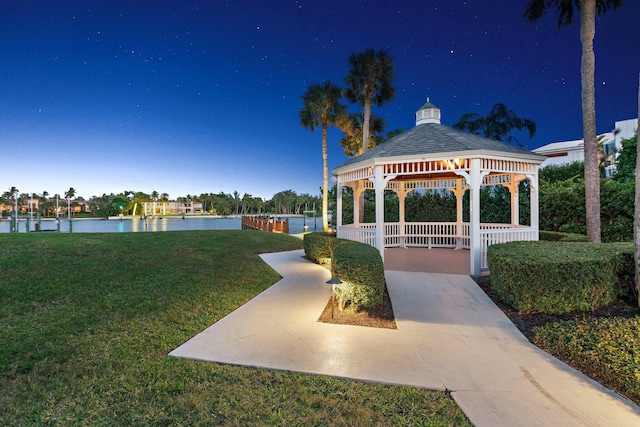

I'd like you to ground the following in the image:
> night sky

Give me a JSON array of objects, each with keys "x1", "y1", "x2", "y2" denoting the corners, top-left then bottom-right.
[{"x1": 2, "y1": 1, "x2": 639, "y2": 200}]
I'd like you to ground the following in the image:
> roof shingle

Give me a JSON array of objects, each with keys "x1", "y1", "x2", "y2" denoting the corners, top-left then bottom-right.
[{"x1": 335, "y1": 123, "x2": 544, "y2": 170}]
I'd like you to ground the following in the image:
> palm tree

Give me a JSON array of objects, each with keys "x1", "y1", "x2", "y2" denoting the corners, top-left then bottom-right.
[
  {"x1": 385, "y1": 129, "x2": 405, "y2": 141},
  {"x1": 39, "y1": 191, "x2": 49, "y2": 217},
  {"x1": 524, "y1": 0, "x2": 623, "y2": 243},
  {"x1": 29, "y1": 193, "x2": 38, "y2": 218},
  {"x1": 338, "y1": 112, "x2": 386, "y2": 157},
  {"x1": 635, "y1": 77, "x2": 640, "y2": 306},
  {"x1": 300, "y1": 81, "x2": 347, "y2": 232},
  {"x1": 53, "y1": 194, "x2": 61, "y2": 218},
  {"x1": 343, "y1": 48, "x2": 396, "y2": 155},
  {"x1": 64, "y1": 187, "x2": 76, "y2": 219},
  {"x1": 151, "y1": 190, "x2": 159, "y2": 216},
  {"x1": 7, "y1": 186, "x2": 18, "y2": 207},
  {"x1": 233, "y1": 191, "x2": 240, "y2": 216},
  {"x1": 344, "y1": 49, "x2": 396, "y2": 224},
  {"x1": 7, "y1": 187, "x2": 19, "y2": 232},
  {"x1": 453, "y1": 103, "x2": 536, "y2": 147}
]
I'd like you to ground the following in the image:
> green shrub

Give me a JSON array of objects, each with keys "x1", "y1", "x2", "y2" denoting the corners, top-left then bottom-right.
[
  {"x1": 600, "y1": 178, "x2": 634, "y2": 242},
  {"x1": 608, "y1": 242, "x2": 637, "y2": 301},
  {"x1": 303, "y1": 232, "x2": 337, "y2": 264},
  {"x1": 488, "y1": 241, "x2": 623, "y2": 314},
  {"x1": 331, "y1": 240, "x2": 385, "y2": 309},
  {"x1": 534, "y1": 316, "x2": 640, "y2": 403},
  {"x1": 539, "y1": 231, "x2": 589, "y2": 242},
  {"x1": 539, "y1": 176, "x2": 634, "y2": 242},
  {"x1": 539, "y1": 179, "x2": 586, "y2": 235}
]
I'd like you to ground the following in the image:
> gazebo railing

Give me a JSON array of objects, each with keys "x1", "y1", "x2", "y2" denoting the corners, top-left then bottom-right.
[
  {"x1": 480, "y1": 226, "x2": 537, "y2": 270},
  {"x1": 341, "y1": 222, "x2": 468, "y2": 249},
  {"x1": 338, "y1": 222, "x2": 537, "y2": 270},
  {"x1": 401, "y1": 222, "x2": 462, "y2": 248},
  {"x1": 337, "y1": 224, "x2": 377, "y2": 247}
]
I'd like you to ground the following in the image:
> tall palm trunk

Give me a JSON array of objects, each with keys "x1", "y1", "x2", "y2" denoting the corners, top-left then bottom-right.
[
  {"x1": 581, "y1": 0, "x2": 601, "y2": 243},
  {"x1": 322, "y1": 123, "x2": 329, "y2": 232},
  {"x1": 357, "y1": 99, "x2": 373, "y2": 223},
  {"x1": 634, "y1": 75, "x2": 640, "y2": 306},
  {"x1": 362, "y1": 97, "x2": 372, "y2": 154}
]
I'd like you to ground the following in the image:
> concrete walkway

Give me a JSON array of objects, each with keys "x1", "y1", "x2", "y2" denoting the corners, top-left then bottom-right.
[{"x1": 169, "y1": 249, "x2": 640, "y2": 426}]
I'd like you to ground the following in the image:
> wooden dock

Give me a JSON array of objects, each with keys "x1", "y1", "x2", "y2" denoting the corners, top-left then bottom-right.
[{"x1": 241, "y1": 216, "x2": 289, "y2": 234}]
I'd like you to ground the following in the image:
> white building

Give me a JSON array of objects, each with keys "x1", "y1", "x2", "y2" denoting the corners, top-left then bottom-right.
[
  {"x1": 141, "y1": 201, "x2": 203, "y2": 216},
  {"x1": 533, "y1": 117, "x2": 638, "y2": 177}
]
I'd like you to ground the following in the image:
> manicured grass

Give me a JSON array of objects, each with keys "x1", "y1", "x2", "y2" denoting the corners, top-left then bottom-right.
[{"x1": 0, "y1": 231, "x2": 470, "y2": 426}]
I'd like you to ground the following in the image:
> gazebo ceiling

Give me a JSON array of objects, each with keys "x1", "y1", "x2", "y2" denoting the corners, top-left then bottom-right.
[
  {"x1": 393, "y1": 172, "x2": 461, "y2": 181},
  {"x1": 390, "y1": 170, "x2": 506, "y2": 182},
  {"x1": 332, "y1": 101, "x2": 545, "y2": 177}
]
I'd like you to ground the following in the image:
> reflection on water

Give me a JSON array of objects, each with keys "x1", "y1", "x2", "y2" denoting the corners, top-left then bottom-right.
[{"x1": 0, "y1": 216, "x2": 319, "y2": 234}]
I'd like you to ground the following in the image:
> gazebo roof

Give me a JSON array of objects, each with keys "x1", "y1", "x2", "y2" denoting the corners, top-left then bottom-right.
[{"x1": 333, "y1": 101, "x2": 545, "y2": 174}]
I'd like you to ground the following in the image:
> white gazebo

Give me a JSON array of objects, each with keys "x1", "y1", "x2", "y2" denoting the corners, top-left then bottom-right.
[{"x1": 331, "y1": 100, "x2": 546, "y2": 275}]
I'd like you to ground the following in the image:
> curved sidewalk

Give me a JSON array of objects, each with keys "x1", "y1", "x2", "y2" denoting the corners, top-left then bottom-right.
[{"x1": 169, "y1": 249, "x2": 640, "y2": 426}]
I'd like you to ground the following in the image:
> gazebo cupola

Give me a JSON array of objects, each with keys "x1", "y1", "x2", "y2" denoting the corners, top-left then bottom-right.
[{"x1": 415, "y1": 98, "x2": 441, "y2": 125}]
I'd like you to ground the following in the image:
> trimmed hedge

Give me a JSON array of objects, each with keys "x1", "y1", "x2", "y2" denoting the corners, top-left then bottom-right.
[
  {"x1": 487, "y1": 241, "x2": 632, "y2": 314},
  {"x1": 539, "y1": 230, "x2": 589, "y2": 242},
  {"x1": 331, "y1": 240, "x2": 385, "y2": 309},
  {"x1": 303, "y1": 233, "x2": 385, "y2": 310},
  {"x1": 534, "y1": 316, "x2": 640, "y2": 404},
  {"x1": 303, "y1": 232, "x2": 338, "y2": 264},
  {"x1": 608, "y1": 242, "x2": 637, "y2": 301}
]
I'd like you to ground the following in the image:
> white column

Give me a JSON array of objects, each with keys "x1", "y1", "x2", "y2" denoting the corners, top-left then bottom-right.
[
  {"x1": 529, "y1": 173, "x2": 539, "y2": 239},
  {"x1": 512, "y1": 186, "x2": 519, "y2": 225},
  {"x1": 374, "y1": 166, "x2": 385, "y2": 260},
  {"x1": 336, "y1": 182, "x2": 343, "y2": 232},
  {"x1": 398, "y1": 185, "x2": 406, "y2": 237},
  {"x1": 508, "y1": 174, "x2": 520, "y2": 226},
  {"x1": 453, "y1": 179, "x2": 465, "y2": 236},
  {"x1": 470, "y1": 158, "x2": 482, "y2": 275},
  {"x1": 353, "y1": 181, "x2": 362, "y2": 226}
]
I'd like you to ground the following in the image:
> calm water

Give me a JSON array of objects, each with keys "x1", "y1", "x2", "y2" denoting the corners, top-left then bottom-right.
[{"x1": 0, "y1": 216, "x2": 324, "y2": 234}]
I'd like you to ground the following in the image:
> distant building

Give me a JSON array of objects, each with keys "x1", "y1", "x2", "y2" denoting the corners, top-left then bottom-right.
[
  {"x1": 182, "y1": 201, "x2": 203, "y2": 214},
  {"x1": 533, "y1": 117, "x2": 638, "y2": 177},
  {"x1": 74, "y1": 200, "x2": 90, "y2": 213},
  {"x1": 14, "y1": 197, "x2": 89, "y2": 215},
  {"x1": 141, "y1": 201, "x2": 203, "y2": 216}
]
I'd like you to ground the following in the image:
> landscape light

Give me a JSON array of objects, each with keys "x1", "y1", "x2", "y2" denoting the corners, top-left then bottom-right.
[{"x1": 326, "y1": 277, "x2": 342, "y2": 319}]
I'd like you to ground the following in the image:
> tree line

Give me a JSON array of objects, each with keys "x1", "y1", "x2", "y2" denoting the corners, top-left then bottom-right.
[
  {"x1": 1, "y1": 187, "x2": 78, "y2": 218},
  {"x1": 0, "y1": 189, "x2": 322, "y2": 219}
]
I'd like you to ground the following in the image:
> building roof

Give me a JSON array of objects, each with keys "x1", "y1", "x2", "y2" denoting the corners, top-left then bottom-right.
[
  {"x1": 532, "y1": 139, "x2": 584, "y2": 156},
  {"x1": 533, "y1": 130, "x2": 619, "y2": 156}
]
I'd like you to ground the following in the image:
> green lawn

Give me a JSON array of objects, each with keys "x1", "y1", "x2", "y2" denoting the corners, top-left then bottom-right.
[{"x1": 0, "y1": 231, "x2": 470, "y2": 426}]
